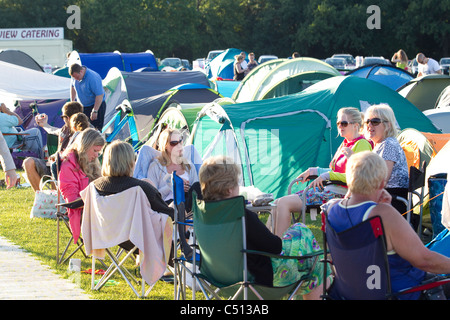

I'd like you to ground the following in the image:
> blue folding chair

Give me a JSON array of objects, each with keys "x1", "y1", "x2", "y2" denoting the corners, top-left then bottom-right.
[
  {"x1": 322, "y1": 212, "x2": 450, "y2": 300},
  {"x1": 172, "y1": 171, "x2": 199, "y2": 300}
]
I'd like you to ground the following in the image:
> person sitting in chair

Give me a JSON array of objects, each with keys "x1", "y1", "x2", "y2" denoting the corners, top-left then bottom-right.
[
  {"x1": 147, "y1": 128, "x2": 199, "y2": 211},
  {"x1": 59, "y1": 128, "x2": 105, "y2": 244},
  {"x1": 94, "y1": 140, "x2": 173, "y2": 219},
  {"x1": 0, "y1": 102, "x2": 44, "y2": 159},
  {"x1": 325, "y1": 151, "x2": 450, "y2": 300},
  {"x1": 272, "y1": 107, "x2": 372, "y2": 237},
  {"x1": 93, "y1": 140, "x2": 174, "y2": 254},
  {"x1": 23, "y1": 101, "x2": 83, "y2": 191},
  {"x1": 198, "y1": 155, "x2": 330, "y2": 300}
]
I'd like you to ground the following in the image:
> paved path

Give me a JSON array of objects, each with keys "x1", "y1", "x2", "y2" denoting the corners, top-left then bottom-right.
[{"x1": 0, "y1": 236, "x2": 92, "y2": 300}]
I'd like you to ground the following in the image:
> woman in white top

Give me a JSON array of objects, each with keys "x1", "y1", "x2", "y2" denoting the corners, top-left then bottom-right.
[{"x1": 147, "y1": 128, "x2": 198, "y2": 204}]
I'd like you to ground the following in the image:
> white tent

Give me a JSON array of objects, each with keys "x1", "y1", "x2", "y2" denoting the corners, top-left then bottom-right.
[
  {"x1": 426, "y1": 140, "x2": 450, "y2": 180},
  {"x1": 0, "y1": 60, "x2": 70, "y2": 101}
]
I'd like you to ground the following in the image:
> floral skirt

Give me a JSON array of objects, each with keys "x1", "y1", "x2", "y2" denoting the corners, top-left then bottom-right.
[
  {"x1": 271, "y1": 223, "x2": 331, "y2": 294},
  {"x1": 295, "y1": 186, "x2": 346, "y2": 206}
]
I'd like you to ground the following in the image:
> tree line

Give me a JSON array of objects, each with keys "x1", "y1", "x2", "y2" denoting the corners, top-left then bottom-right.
[{"x1": 1, "y1": 0, "x2": 448, "y2": 62}]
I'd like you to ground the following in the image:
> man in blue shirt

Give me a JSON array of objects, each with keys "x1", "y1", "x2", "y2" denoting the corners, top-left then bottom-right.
[{"x1": 69, "y1": 63, "x2": 106, "y2": 130}]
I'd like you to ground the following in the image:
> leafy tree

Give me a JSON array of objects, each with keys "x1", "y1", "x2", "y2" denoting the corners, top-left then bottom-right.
[{"x1": 0, "y1": 0, "x2": 448, "y2": 61}]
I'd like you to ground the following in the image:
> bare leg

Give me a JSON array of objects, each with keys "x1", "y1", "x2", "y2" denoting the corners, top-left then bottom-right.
[
  {"x1": 23, "y1": 158, "x2": 41, "y2": 191},
  {"x1": 273, "y1": 194, "x2": 303, "y2": 237},
  {"x1": 302, "y1": 283, "x2": 323, "y2": 300}
]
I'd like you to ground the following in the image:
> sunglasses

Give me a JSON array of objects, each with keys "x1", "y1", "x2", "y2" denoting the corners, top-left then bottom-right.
[
  {"x1": 365, "y1": 118, "x2": 386, "y2": 126},
  {"x1": 169, "y1": 138, "x2": 183, "y2": 147},
  {"x1": 337, "y1": 121, "x2": 354, "y2": 128}
]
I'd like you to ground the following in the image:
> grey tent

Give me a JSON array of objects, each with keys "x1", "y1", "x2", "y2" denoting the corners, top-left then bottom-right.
[
  {"x1": 0, "y1": 49, "x2": 43, "y2": 71},
  {"x1": 102, "y1": 68, "x2": 212, "y2": 126}
]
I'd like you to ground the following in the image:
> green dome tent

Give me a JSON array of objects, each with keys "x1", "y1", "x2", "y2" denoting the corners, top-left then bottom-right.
[
  {"x1": 232, "y1": 57, "x2": 342, "y2": 102},
  {"x1": 191, "y1": 76, "x2": 439, "y2": 199},
  {"x1": 145, "y1": 97, "x2": 235, "y2": 148}
]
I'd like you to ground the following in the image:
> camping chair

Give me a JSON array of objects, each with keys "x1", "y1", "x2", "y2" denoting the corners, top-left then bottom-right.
[
  {"x1": 392, "y1": 162, "x2": 428, "y2": 236},
  {"x1": 321, "y1": 210, "x2": 450, "y2": 300},
  {"x1": 288, "y1": 175, "x2": 347, "y2": 224},
  {"x1": 191, "y1": 193, "x2": 324, "y2": 300},
  {"x1": 172, "y1": 171, "x2": 200, "y2": 300},
  {"x1": 80, "y1": 182, "x2": 172, "y2": 298},
  {"x1": 3, "y1": 132, "x2": 30, "y2": 152},
  {"x1": 54, "y1": 152, "x2": 88, "y2": 264}
]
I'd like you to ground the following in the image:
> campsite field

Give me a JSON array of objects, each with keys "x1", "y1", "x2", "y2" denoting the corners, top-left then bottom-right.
[{"x1": 0, "y1": 170, "x2": 323, "y2": 300}]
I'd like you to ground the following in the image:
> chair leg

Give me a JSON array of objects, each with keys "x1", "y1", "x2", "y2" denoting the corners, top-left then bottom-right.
[
  {"x1": 92, "y1": 247, "x2": 144, "y2": 298},
  {"x1": 57, "y1": 216, "x2": 88, "y2": 264}
]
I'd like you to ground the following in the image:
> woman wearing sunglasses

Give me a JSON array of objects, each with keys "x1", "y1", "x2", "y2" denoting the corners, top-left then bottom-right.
[
  {"x1": 364, "y1": 104, "x2": 409, "y2": 218},
  {"x1": 147, "y1": 128, "x2": 199, "y2": 205},
  {"x1": 272, "y1": 107, "x2": 373, "y2": 237}
]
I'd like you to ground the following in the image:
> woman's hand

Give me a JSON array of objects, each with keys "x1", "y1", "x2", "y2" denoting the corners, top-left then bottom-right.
[
  {"x1": 341, "y1": 147, "x2": 354, "y2": 159},
  {"x1": 310, "y1": 176, "x2": 325, "y2": 191},
  {"x1": 296, "y1": 169, "x2": 311, "y2": 183},
  {"x1": 182, "y1": 178, "x2": 190, "y2": 192},
  {"x1": 377, "y1": 189, "x2": 392, "y2": 204}
]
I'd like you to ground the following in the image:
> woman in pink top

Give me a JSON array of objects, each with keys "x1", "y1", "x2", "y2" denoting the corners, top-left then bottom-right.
[
  {"x1": 59, "y1": 128, "x2": 105, "y2": 243},
  {"x1": 271, "y1": 107, "x2": 373, "y2": 237}
]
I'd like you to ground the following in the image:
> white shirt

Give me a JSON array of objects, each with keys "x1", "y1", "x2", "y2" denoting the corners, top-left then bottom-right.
[{"x1": 418, "y1": 58, "x2": 441, "y2": 75}]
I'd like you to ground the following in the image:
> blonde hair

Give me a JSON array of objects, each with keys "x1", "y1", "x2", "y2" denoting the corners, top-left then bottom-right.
[
  {"x1": 338, "y1": 107, "x2": 364, "y2": 132},
  {"x1": 337, "y1": 107, "x2": 364, "y2": 133},
  {"x1": 102, "y1": 140, "x2": 135, "y2": 177},
  {"x1": 64, "y1": 128, "x2": 105, "y2": 181},
  {"x1": 199, "y1": 155, "x2": 241, "y2": 201},
  {"x1": 157, "y1": 128, "x2": 190, "y2": 171},
  {"x1": 69, "y1": 112, "x2": 90, "y2": 133},
  {"x1": 346, "y1": 151, "x2": 387, "y2": 196},
  {"x1": 365, "y1": 104, "x2": 399, "y2": 138}
]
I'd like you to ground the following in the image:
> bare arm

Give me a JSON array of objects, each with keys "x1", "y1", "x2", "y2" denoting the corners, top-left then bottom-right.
[
  {"x1": 70, "y1": 86, "x2": 77, "y2": 101},
  {"x1": 90, "y1": 94, "x2": 103, "y2": 121},
  {"x1": 0, "y1": 103, "x2": 23, "y2": 126},
  {"x1": 374, "y1": 204, "x2": 450, "y2": 275}
]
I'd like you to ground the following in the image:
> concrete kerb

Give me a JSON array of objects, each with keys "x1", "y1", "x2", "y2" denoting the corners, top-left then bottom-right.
[{"x1": 0, "y1": 236, "x2": 92, "y2": 300}]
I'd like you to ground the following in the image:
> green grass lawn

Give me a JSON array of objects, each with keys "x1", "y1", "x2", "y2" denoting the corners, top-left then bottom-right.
[{"x1": 0, "y1": 170, "x2": 323, "y2": 300}]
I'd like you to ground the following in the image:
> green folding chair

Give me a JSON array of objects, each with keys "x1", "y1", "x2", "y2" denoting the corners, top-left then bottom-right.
[{"x1": 191, "y1": 193, "x2": 324, "y2": 300}]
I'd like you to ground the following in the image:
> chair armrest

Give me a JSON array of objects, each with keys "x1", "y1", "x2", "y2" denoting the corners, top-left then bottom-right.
[
  {"x1": 57, "y1": 197, "x2": 84, "y2": 209},
  {"x1": 391, "y1": 277, "x2": 450, "y2": 299},
  {"x1": 3, "y1": 133, "x2": 30, "y2": 136}
]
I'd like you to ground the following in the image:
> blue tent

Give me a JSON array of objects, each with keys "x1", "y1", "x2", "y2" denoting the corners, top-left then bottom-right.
[
  {"x1": 346, "y1": 64, "x2": 414, "y2": 91},
  {"x1": 206, "y1": 48, "x2": 247, "y2": 80},
  {"x1": 121, "y1": 52, "x2": 158, "y2": 72},
  {"x1": 67, "y1": 50, "x2": 158, "y2": 79}
]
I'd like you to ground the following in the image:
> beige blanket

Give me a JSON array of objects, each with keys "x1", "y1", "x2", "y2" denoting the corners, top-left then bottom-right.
[{"x1": 80, "y1": 183, "x2": 173, "y2": 287}]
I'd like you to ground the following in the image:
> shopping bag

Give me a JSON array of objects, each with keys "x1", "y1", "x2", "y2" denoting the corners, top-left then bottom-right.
[{"x1": 30, "y1": 177, "x2": 66, "y2": 219}]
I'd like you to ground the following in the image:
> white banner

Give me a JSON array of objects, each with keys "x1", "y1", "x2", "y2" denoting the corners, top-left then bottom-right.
[{"x1": 0, "y1": 27, "x2": 64, "y2": 41}]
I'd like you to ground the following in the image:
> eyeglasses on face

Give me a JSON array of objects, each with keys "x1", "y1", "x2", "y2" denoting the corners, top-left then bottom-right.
[
  {"x1": 169, "y1": 138, "x2": 183, "y2": 147},
  {"x1": 365, "y1": 118, "x2": 386, "y2": 126},
  {"x1": 336, "y1": 121, "x2": 354, "y2": 128}
]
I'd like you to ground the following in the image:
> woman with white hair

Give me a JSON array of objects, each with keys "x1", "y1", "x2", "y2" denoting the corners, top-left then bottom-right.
[
  {"x1": 272, "y1": 107, "x2": 372, "y2": 237},
  {"x1": 199, "y1": 155, "x2": 330, "y2": 299},
  {"x1": 326, "y1": 151, "x2": 450, "y2": 300},
  {"x1": 364, "y1": 103, "x2": 409, "y2": 216}
]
